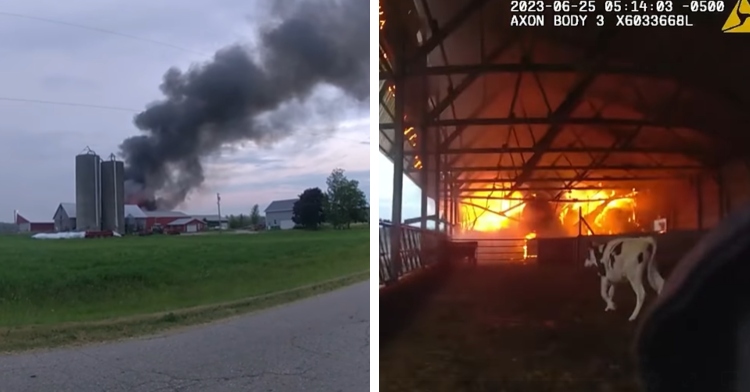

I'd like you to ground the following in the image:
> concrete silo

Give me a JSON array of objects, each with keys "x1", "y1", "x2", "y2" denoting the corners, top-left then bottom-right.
[
  {"x1": 101, "y1": 154, "x2": 125, "y2": 233},
  {"x1": 75, "y1": 149, "x2": 102, "y2": 231}
]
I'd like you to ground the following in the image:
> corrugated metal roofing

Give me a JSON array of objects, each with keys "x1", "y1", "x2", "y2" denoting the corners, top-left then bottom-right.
[
  {"x1": 124, "y1": 204, "x2": 147, "y2": 219},
  {"x1": 167, "y1": 217, "x2": 201, "y2": 226},
  {"x1": 143, "y1": 210, "x2": 187, "y2": 218},
  {"x1": 264, "y1": 198, "x2": 298, "y2": 213}
]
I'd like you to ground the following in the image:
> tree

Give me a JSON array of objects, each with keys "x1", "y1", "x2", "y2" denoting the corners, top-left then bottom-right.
[
  {"x1": 249, "y1": 204, "x2": 261, "y2": 225},
  {"x1": 292, "y1": 187, "x2": 326, "y2": 229},
  {"x1": 326, "y1": 168, "x2": 369, "y2": 229}
]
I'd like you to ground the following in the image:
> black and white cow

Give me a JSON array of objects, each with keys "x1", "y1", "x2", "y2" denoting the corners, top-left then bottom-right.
[{"x1": 584, "y1": 236, "x2": 665, "y2": 321}]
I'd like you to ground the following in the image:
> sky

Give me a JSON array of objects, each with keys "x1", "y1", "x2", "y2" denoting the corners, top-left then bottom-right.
[
  {"x1": 378, "y1": 153, "x2": 434, "y2": 223},
  {"x1": 0, "y1": 0, "x2": 369, "y2": 222}
]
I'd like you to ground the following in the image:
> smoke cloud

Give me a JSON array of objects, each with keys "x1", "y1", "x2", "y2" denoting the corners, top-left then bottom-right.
[{"x1": 120, "y1": 0, "x2": 368, "y2": 210}]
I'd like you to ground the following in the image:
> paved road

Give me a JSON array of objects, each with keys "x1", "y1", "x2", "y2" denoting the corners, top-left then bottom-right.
[{"x1": 0, "y1": 282, "x2": 370, "y2": 391}]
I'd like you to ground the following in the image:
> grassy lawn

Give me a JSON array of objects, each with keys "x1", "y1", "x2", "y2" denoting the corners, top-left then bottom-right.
[
  {"x1": 0, "y1": 227, "x2": 368, "y2": 350},
  {"x1": 380, "y1": 263, "x2": 652, "y2": 392}
]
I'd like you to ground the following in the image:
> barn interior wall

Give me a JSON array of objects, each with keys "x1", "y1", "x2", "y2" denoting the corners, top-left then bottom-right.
[
  {"x1": 720, "y1": 160, "x2": 750, "y2": 216},
  {"x1": 648, "y1": 179, "x2": 698, "y2": 231},
  {"x1": 640, "y1": 173, "x2": 722, "y2": 231},
  {"x1": 697, "y1": 173, "x2": 721, "y2": 228}
]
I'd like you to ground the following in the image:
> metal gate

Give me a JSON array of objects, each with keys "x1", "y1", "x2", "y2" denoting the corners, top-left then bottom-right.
[
  {"x1": 379, "y1": 221, "x2": 446, "y2": 285},
  {"x1": 451, "y1": 237, "x2": 537, "y2": 264}
]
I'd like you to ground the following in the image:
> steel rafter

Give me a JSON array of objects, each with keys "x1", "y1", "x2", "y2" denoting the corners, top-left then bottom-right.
[
  {"x1": 428, "y1": 146, "x2": 705, "y2": 155},
  {"x1": 556, "y1": 127, "x2": 643, "y2": 194},
  {"x1": 456, "y1": 185, "x2": 641, "y2": 192},
  {"x1": 407, "y1": 164, "x2": 704, "y2": 172},
  {"x1": 457, "y1": 196, "x2": 647, "y2": 202},
  {"x1": 509, "y1": 30, "x2": 619, "y2": 191},
  {"x1": 453, "y1": 176, "x2": 673, "y2": 184},
  {"x1": 431, "y1": 35, "x2": 519, "y2": 122},
  {"x1": 379, "y1": 63, "x2": 674, "y2": 79},
  {"x1": 408, "y1": 0, "x2": 490, "y2": 65},
  {"x1": 380, "y1": 117, "x2": 689, "y2": 129},
  {"x1": 439, "y1": 35, "x2": 523, "y2": 152}
]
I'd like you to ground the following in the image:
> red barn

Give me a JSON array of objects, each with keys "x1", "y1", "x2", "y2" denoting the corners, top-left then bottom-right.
[
  {"x1": 15, "y1": 213, "x2": 55, "y2": 233},
  {"x1": 165, "y1": 218, "x2": 206, "y2": 233},
  {"x1": 143, "y1": 211, "x2": 189, "y2": 231}
]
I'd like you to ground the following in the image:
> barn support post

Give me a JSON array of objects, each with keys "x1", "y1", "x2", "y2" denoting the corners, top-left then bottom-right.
[
  {"x1": 419, "y1": 127, "x2": 429, "y2": 231},
  {"x1": 577, "y1": 207, "x2": 582, "y2": 259},
  {"x1": 419, "y1": 61, "x2": 429, "y2": 232},
  {"x1": 696, "y1": 175, "x2": 704, "y2": 230},
  {"x1": 451, "y1": 182, "x2": 458, "y2": 236},
  {"x1": 434, "y1": 134, "x2": 442, "y2": 232},
  {"x1": 388, "y1": 52, "x2": 406, "y2": 284},
  {"x1": 443, "y1": 168, "x2": 450, "y2": 235}
]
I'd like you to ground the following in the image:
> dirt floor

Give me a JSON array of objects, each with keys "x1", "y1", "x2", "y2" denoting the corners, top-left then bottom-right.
[{"x1": 380, "y1": 263, "x2": 656, "y2": 392}]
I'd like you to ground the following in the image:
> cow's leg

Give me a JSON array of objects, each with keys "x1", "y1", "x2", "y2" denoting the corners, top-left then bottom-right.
[
  {"x1": 600, "y1": 277, "x2": 615, "y2": 311},
  {"x1": 607, "y1": 284, "x2": 616, "y2": 307},
  {"x1": 628, "y1": 273, "x2": 647, "y2": 321},
  {"x1": 646, "y1": 259, "x2": 665, "y2": 294}
]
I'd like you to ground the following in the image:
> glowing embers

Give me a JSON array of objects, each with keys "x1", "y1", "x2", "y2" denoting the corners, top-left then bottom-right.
[
  {"x1": 379, "y1": 2, "x2": 386, "y2": 30},
  {"x1": 403, "y1": 126, "x2": 422, "y2": 170}
]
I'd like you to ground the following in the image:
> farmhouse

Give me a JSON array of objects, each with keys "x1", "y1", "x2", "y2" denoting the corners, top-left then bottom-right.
[
  {"x1": 264, "y1": 199, "x2": 297, "y2": 230},
  {"x1": 15, "y1": 212, "x2": 54, "y2": 233},
  {"x1": 165, "y1": 217, "x2": 206, "y2": 233}
]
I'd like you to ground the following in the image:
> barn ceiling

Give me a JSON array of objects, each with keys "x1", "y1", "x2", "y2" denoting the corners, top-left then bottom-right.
[{"x1": 379, "y1": 0, "x2": 750, "y2": 200}]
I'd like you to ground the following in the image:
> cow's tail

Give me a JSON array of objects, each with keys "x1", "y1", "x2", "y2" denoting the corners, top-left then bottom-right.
[{"x1": 644, "y1": 236, "x2": 664, "y2": 294}]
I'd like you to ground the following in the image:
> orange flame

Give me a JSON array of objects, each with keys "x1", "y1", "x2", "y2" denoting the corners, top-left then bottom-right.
[
  {"x1": 559, "y1": 188, "x2": 638, "y2": 235},
  {"x1": 523, "y1": 232, "x2": 537, "y2": 260},
  {"x1": 460, "y1": 186, "x2": 639, "y2": 236},
  {"x1": 460, "y1": 189, "x2": 525, "y2": 232}
]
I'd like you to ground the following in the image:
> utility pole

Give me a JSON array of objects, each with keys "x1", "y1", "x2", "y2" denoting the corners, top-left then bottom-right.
[{"x1": 217, "y1": 193, "x2": 223, "y2": 233}]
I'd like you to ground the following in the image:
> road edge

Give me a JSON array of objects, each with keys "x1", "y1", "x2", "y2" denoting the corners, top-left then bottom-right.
[{"x1": 0, "y1": 270, "x2": 369, "y2": 353}]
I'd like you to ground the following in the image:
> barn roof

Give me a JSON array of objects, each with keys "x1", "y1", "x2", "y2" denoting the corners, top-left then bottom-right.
[
  {"x1": 124, "y1": 204, "x2": 147, "y2": 219},
  {"x1": 16, "y1": 211, "x2": 53, "y2": 224},
  {"x1": 167, "y1": 217, "x2": 202, "y2": 226},
  {"x1": 265, "y1": 199, "x2": 298, "y2": 213},
  {"x1": 143, "y1": 210, "x2": 187, "y2": 218},
  {"x1": 379, "y1": 1, "x2": 750, "y2": 198},
  {"x1": 57, "y1": 202, "x2": 76, "y2": 218}
]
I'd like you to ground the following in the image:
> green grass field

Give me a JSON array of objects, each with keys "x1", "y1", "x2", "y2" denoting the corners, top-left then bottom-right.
[{"x1": 0, "y1": 228, "x2": 368, "y2": 331}]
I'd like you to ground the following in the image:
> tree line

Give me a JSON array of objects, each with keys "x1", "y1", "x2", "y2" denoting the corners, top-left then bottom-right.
[
  {"x1": 292, "y1": 168, "x2": 368, "y2": 230},
  {"x1": 226, "y1": 204, "x2": 263, "y2": 230}
]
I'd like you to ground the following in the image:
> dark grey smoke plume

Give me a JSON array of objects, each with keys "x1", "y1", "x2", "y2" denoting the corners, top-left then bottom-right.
[{"x1": 120, "y1": 0, "x2": 368, "y2": 210}]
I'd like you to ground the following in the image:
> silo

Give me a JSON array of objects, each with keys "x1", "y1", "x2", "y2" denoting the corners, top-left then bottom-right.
[
  {"x1": 101, "y1": 154, "x2": 125, "y2": 234},
  {"x1": 75, "y1": 149, "x2": 102, "y2": 231}
]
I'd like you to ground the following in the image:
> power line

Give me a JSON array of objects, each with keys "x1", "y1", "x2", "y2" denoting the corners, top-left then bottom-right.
[
  {"x1": 0, "y1": 11, "x2": 207, "y2": 56},
  {"x1": 0, "y1": 97, "x2": 138, "y2": 112}
]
